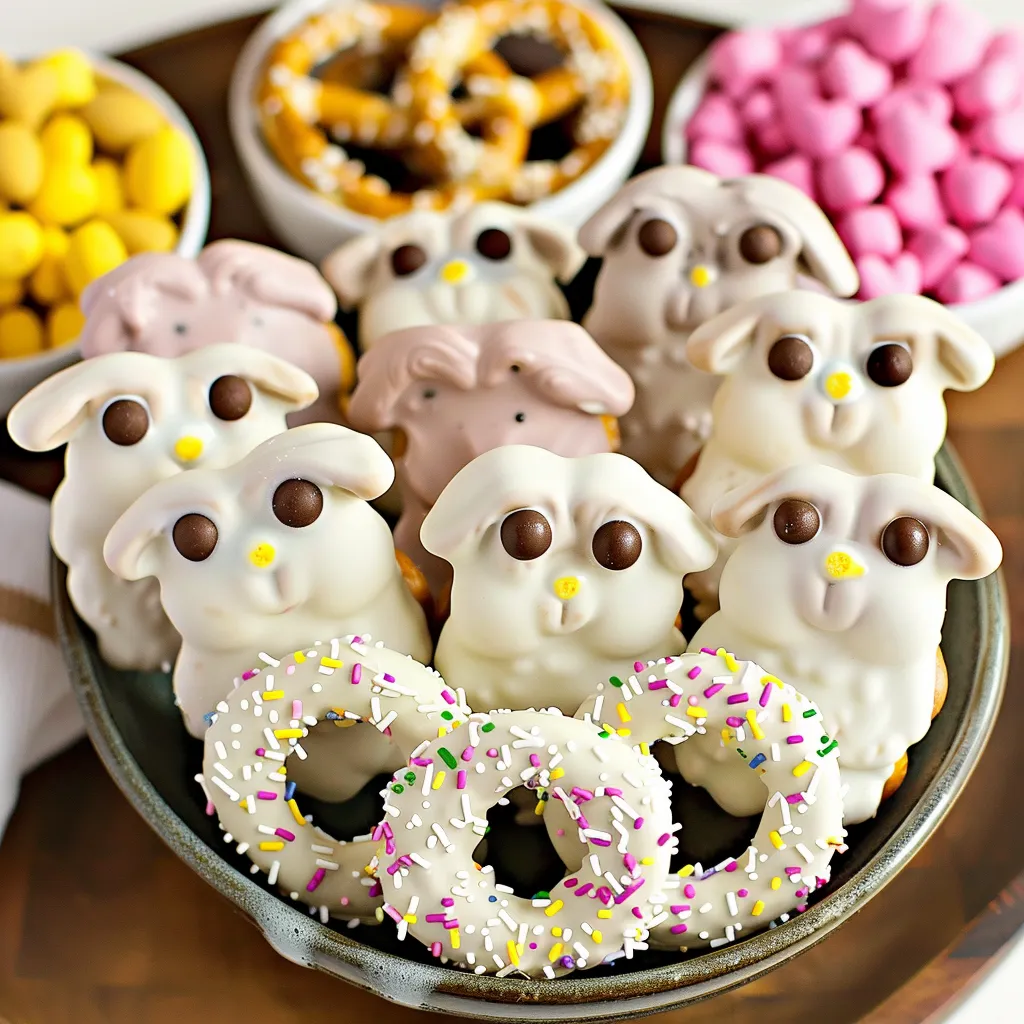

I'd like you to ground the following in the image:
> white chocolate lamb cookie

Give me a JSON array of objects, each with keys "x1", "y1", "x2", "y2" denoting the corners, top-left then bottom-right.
[
  {"x1": 8, "y1": 346, "x2": 318, "y2": 671},
  {"x1": 103, "y1": 423, "x2": 433, "y2": 801},
  {"x1": 321, "y1": 201, "x2": 585, "y2": 349},
  {"x1": 422, "y1": 445, "x2": 717, "y2": 716},
  {"x1": 579, "y1": 167, "x2": 859, "y2": 486},
  {"x1": 681, "y1": 290, "x2": 995, "y2": 614},
  {"x1": 682, "y1": 464, "x2": 1002, "y2": 824}
]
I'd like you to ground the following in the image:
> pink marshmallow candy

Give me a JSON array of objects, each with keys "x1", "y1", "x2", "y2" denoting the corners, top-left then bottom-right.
[
  {"x1": 740, "y1": 89, "x2": 775, "y2": 129},
  {"x1": 907, "y1": 225, "x2": 970, "y2": 290},
  {"x1": 908, "y1": 1, "x2": 992, "y2": 84},
  {"x1": 876, "y1": 101, "x2": 959, "y2": 176},
  {"x1": 970, "y1": 208, "x2": 1024, "y2": 281},
  {"x1": 762, "y1": 154, "x2": 816, "y2": 200},
  {"x1": 848, "y1": 0, "x2": 928, "y2": 63},
  {"x1": 942, "y1": 155, "x2": 1013, "y2": 228},
  {"x1": 689, "y1": 138, "x2": 755, "y2": 177},
  {"x1": 953, "y1": 58, "x2": 1022, "y2": 120},
  {"x1": 873, "y1": 82, "x2": 954, "y2": 125},
  {"x1": 782, "y1": 95, "x2": 862, "y2": 159},
  {"x1": 886, "y1": 175, "x2": 946, "y2": 231},
  {"x1": 820, "y1": 40, "x2": 893, "y2": 108},
  {"x1": 857, "y1": 252, "x2": 923, "y2": 299},
  {"x1": 686, "y1": 93, "x2": 745, "y2": 145},
  {"x1": 934, "y1": 262, "x2": 1002, "y2": 304},
  {"x1": 971, "y1": 107, "x2": 1024, "y2": 163},
  {"x1": 708, "y1": 29, "x2": 783, "y2": 99},
  {"x1": 1009, "y1": 164, "x2": 1024, "y2": 208},
  {"x1": 818, "y1": 147, "x2": 885, "y2": 212},
  {"x1": 839, "y1": 205, "x2": 903, "y2": 259},
  {"x1": 784, "y1": 16, "x2": 848, "y2": 64}
]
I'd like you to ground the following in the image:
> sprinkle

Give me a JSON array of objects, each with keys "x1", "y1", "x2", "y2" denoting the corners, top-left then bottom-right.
[
  {"x1": 648, "y1": 679, "x2": 668, "y2": 691},
  {"x1": 633, "y1": 661, "x2": 644, "y2": 672},
  {"x1": 274, "y1": 828, "x2": 295, "y2": 841},
  {"x1": 256, "y1": 790, "x2": 276, "y2": 800},
  {"x1": 438, "y1": 747, "x2": 458, "y2": 770},
  {"x1": 802, "y1": 709, "x2": 817, "y2": 718},
  {"x1": 609, "y1": 676, "x2": 624, "y2": 688},
  {"x1": 686, "y1": 706, "x2": 707, "y2": 719},
  {"x1": 506, "y1": 940, "x2": 520, "y2": 966},
  {"x1": 259, "y1": 841, "x2": 285, "y2": 851},
  {"x1": 746, "y1": 710, "x2": 765, "y2": 740},
  {"x1": 261, "y1": 690, "x2": 284, "y2": 701},
  {"x1": 786, "y1": 735, "x2": 804, "y2": 744},
  {"x1": 321, "y1": 657, "x2": 343, "y2": 669},
  {"x1": 751, "y1": 900, "x2": 765, "y2": 917},
  {"x1": 726, "y1": 716, "x2": 744, "y2": 728},
  {"x1": 210, "y1": 776, "x2": 239, "y2": 802},
  {"x1": 287, "y1": 799, "x2": 306, "y2": 826},
  {"x1": 616, "y1": 703, "x2": 631, "y2": 723},
  {"x1": 749, "y1": 753, "x2": 766, "y2": 770},
  {"x1": 688, "y1": 666, "x2": 702, "y2": 680},
  {"x1": 770, "y1": 830, "x2": 785, "y2": 850},
  {"x1": 274, "y1": 728, "x2": 303, "y2": 739},
  {"x1": 432, "y1": 771, "x2": 446, "y2": 790},
  {"x1": 782, "y1": 704, "x2": 792, "y2": 722},
  {"x1": 307, "y1": 868, "x2": 326, "y2": 892},
  {"x1": 592, "y1": 930, "x2": 603, "y2": 943},
  {"x1": 759, "y1": 685, "x2": 773, "y2": 707},
  {"x1": 771, "y1": 877, "x2": 782, "y2": 890},
  {"x1": 720, "y1": 650, "x2": 740, "y2": 672},
  {"x1": 284, "y1": 781, "x2": 296, "y2": 801},
  {"x1": 726, "y1": 694, "x2": 748, "y2": 705},
  {"x1": 703, "y1": 682, "x2": 724, "y2": 698},
  {"x1": 350, "y1": 663, "x2": 361, "y2": 684},
  {"x1": 793, "y1": 761, "x2": 813, "y2": 778}
]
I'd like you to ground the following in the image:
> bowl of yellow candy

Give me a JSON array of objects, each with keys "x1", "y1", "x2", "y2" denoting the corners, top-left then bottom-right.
[{"x1": 0, "y1": 49, "x2": 210, "y2": 414}]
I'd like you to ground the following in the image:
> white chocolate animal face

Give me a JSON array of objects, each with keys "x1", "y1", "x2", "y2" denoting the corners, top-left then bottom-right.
[
  {"x1": 103, "y1": 424, "x2": 402, "y2": 655},
  {"x1": 713, "y1": 464, "x2": 1002, "y2": 666},
  {"x1": 689, "y1": 290, "x2": 995, "y2": 479},
  {"x1": 422, "y1": 445, "x2": 717, "y2": 661},
  {"x1": 321, "y1": 202, "x2": 586, "y2": 347},
  {"x1": 580, "y1": 166, "x2": 859, "y2": 350}
]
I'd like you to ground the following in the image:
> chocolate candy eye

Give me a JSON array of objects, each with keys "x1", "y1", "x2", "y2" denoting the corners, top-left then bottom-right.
[
  {"x1": 391, "y1": 244, "x2": 427, "y2": 276},
  {"x1": 209, "y1": 375, "x2": 252, "y2": 421},
  {"x1": 866, "y1": 343, "x2": 913, "y2": 387},
  {"x1": 768, "y1": 334, "x2": 815, "y2": 381},
  {"x1": 773, "y1": 499, "x2": 821, "y2": 545},
  {"x1": 173, "y1": 513, "x2": 218, "y2": 561},
  {"x1": 102, "y1": 398, "x2": 149, "y2": 446},
  {"x1": 881, "y1": 516, "x2": 929, "y2": 566},
  {"x1": 475, "y1": 228, "x2": 512, "y2": 260},
  {"x1": 273, "y1": 479, "x2": 324, "y2": 528},
  {"x1": 738, "y1": 223, "x2": 783, "y2": 264},
  {"x1": 592, "y1": 520, "x2": 642, "y2": 570},
  {"x1": 637, "y1": 218, "x2": 677, "y2": 257},
  {"x1": 500, "y1": 509, "x2": 552, "y2": 560}
]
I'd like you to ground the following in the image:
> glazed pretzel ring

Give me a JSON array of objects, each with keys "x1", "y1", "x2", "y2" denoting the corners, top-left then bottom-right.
[
  {"x1": 201, "y1": 636, "x2": 471, "y2": 922},
  {"x1": 395, "y1": 0, "x2": 632, "y2": 202},
  {"x1": 375, "y1": 709, "x2": 674, "y2": 977},
  {"x1": 544, "y1": 648, "x2": 847, "y2": 951}
]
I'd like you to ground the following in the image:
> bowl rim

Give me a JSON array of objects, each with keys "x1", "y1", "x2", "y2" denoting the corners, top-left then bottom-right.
[
  {"x1": 55, "y1": 442, "x2": 1009, "y2": 1021},
  {"x1": 0, "y1": 51, "x2": 212, "y2": 374},
  {"x1": 227, "y1": 0, "x2": 654, "y2": 233}
]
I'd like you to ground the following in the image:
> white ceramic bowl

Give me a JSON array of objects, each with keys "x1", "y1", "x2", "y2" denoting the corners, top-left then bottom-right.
[
  {"x1": 0, "y1": 55, "x2": 211, "y2": 417},
  {"x1": 661, "y1": 49, "x2": 1024, "y2": 360},
  {"x1": 228, "y1": 0, "x2": 654, "y2": 264}
]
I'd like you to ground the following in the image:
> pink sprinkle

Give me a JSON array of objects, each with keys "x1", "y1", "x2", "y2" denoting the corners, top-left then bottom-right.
[
  {"x1": 441, "y1": 897, "x2": 454, "y2": 907},
  {"x1": 242, "y1": 669, "x2": 258, "y2": 681},
  {"x1": 590, "y1": 836, "x2": 612, "y2": 847},
  {"x1": 443, "y1": 920, "x2": 460, "y2": 930},
  {"x1": 457, "y1": 770, "x2": 467, "y2": 790},
  {"x1": 486, "y1": 748, "x2": 498, "y2": 757},
  {"x1": 786, "y1": 793, "x2": 804, "y2": 803},
  {"x1": 669, "y1": 904, "x2": 689, "y2": 913},
  {"x1": 785, "y1": 866, "x2": 802, "y2": 875},
  {"x1": 306, "y1": 868, "x2": 326, "y2": 892},
  {"x1": 759, "y1": 684, "x2": 772, "y2": 708},
  {"x1": 368, "y1": 882, "x2": 382, "y2": 898},
  {"x1": 383, "y1": 904, "x2": 403, "y2": 924},
  {"x1": 205, "y1": 800, "x2": 215, "y2": 817},
  {"x1": 786, "y1": 735, "x2": 804, "y2": 744},
  {"x1": 425, "y1": 913, "x2": 447, "y2": 923},
  {"x1": 624, "y1": 853, "x2": 637, "y2": 873},
  {"x1": 530, "y1": 754, "x2": 541, "y2": 768},
  {"x1": 596, "y1": 886, "x2": 614, "y2": 905},
  {"x1": 648, "y1": 679, "x2": 668, "y2": 690},
  {"x1": 430, "y1": 942, "x2": 442, "y2": 957},
  {"x1": 671, "y1": 923, "x2": 688, "y2": 934},
  {"x1": 633, "y1": 817, "x2": 644, "y2": 829},
  {"x1": 529, "y1": 942, "x2": 537, "y2": 950},
  {"x1": 256, "y1": 790, "x2": 277, "y2": 800},
  {"x1": 285, "y1": 664, "x2": 295, "y2": 675},
  {"x1": 604, "y1": 787, "x2": 623, "y2": 797},
  {"x1": 688, "y1": 666, "x2": 702, "y2": 680},
  {"x1": 684, "y1": 884, "x2": 696, "y2": 899},
  {"x1": 687, "y1": 695, "x2": 699, "y2": 706},
  {"x1": 340, "y1": 896, "x2": 349, "y2": 906},
  {"x1": 634, "y1": 661, "x2": 644, "y2": 672},
  {"x1": 726, "y1": 716, "x2": 744, "y2": 728},
  {"x1": 738, "y1": 889, "x2": 748, "y2": 898},
  {"x1": 631, "y1": 907, "x2": 644, "y2": 919},
  {"x1": 564, "y1": 877, "x2": 579, "y2": 887},
  {"x1": 574, "y1": 882, "x2": 593, "y2": 897},
  {"x1": 352, "y1": 636, "x2": 363, "y2": 645},
  {"x1": 669, "y1": 693, "x2": 683, "y2": 708},
  {"x1": 383, "y1": 673, "x2": 395, "y2": 683},
  {"x1": 614, "y1": 879, "x2": 644, "y2": 905},
  {"x1": 411, "y1": 757, "x2": 432, "y2": 766},
  {"x1": 292, "y1": 700, "x2": 302, "y2": 719},
  {"x1": 577, "y1": 814, "x2": 590, "y2": 830},
  {"x1": 657, "y1": 833, "x2": 672, "y2": 846},
  {"x1": 255, "y1": 747, "x2": 266, "y2": 757},
  {"x1": 703, "y1": 682, "x2": 724, "y2": 698},
  {"x1": 275, "y1": 828, "x2": 295, "y2": 841},
  {"x1": 441, "y1": 689, "x2": 455, "y2": 705},
  {"x1": 727, "y1": 693, "x2": 748, "y2": 704},
  {"x1": 700, "y1": 647, "x2": 717, "y2": 655},
  {"x1": 351, "y1": 663, "x2": 362, "y2": 685},
  {"x1": 797, "y1": 904, "x2": 807, "y2": 913},
  {"x1": 724, "y1": 860, "x2": 738, "y2": 873},
  {"x1": 795, "y1": 888, "x2": 807, "y2": 898},
  {"x1": 461, "y1": 747, "x2": 474, "y2": 762},
  {"x1": 571, "y1": 787, "x2": 594, "y2": 802}
]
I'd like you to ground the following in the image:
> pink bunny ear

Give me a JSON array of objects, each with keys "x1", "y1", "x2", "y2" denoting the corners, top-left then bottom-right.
[{"x1": 197, "y1": 240, "x2": 337, "y2": 322}]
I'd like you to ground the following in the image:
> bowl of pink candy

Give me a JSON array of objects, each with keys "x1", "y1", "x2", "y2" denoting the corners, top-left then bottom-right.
[{"x1": 662, "y1": 0, "x2": 1024, "y2": 357}]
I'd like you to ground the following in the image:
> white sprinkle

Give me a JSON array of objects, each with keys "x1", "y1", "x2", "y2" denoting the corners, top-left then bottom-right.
[{"x1": 211, "y1": 776, "x2": 239, "y2": 801}]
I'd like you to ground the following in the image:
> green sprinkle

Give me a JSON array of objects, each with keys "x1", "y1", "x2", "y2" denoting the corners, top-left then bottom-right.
[
  {"x1": 404, "y1": 771, "x2": 416, "y2": 784},
  {"x1": 481, "y1": 722, "x2": 495, "y2": 733},
  {"x1": 598, "y1": 730, "x2": 610, "y2": 739},
  {"x1": 441, "y1": 710, "x2": 454, "y2": 721},
  {"x1": 391, "y1": 784, "x2": 404, "y2": 793},
  {"x1": 802, "y1": 709, "x2": 817, "y2": 718},
  {"x1": 609, "y1": 676, "x2": 624, "y2": 688},
  {"x1": 438, "y1": 747, "x2": 458, "y2": 769},
  {"x1": 533, "y1": 890, "x2": 550, "y2": 900},
  {"x1": 737, "y1": 749, "x2": 747, "y2": 759}
]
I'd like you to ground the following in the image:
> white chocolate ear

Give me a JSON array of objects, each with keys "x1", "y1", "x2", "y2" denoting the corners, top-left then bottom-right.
[
  {"x1": 517, "y1": 216, "x2": 586, "y2": 282},
  {"x1": 320, "y1": 233, "x2": 384, "y2": 309},
  {"x1": 182, "y1": 343, "x2": 319, "y2": 410},
  {"x1": 738, "y1": 175, "x2": 859, "y2": 298},
  {"x1": 630, "y1": 484, "x2": 718, "y2": 575},
  {"x1": 685, "y1": 301, "x2": 764, "y2": 375},
  {"x1": 905, "y1": 484, "x2": 1003, "y2": 580},
  {"x1": 577, "y1": 193, "x2": 639, "y2": 256}
]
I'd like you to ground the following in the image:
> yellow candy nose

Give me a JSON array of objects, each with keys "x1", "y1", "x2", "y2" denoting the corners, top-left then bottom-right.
[
  {"x1": 174, "y1": 435, "x2": 203, "y2": 462},
  {"x1": 553, "y1": 576, "x2": 580, "y2": 601},
  {"x1": 690, "y1": 264, "x2": 713, "y2": 288},
  {"x1": 249, "y1": 543, "x2": 276, "y2": 568},
  {"x1": 825, "y1": 550, "x2": 864, "y2": 580},
  {"x1": 440, "y1": 259, "x2": 471, "y2": 285},
  {"x1": 824, "y1": 371, "x2": 853, "y2": 401}
]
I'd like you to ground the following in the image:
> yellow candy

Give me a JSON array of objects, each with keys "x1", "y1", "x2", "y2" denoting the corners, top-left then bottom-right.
[
  {"x1": 93, "y1": 158, "x2": 125, "y2": 215},
  {"x1": 0, "y1": 122, "x2": 44, "y2": 205},
  {"x1": 40, "y1": 113, "x2": 93, "y2": 165},
  {"x1": 0, "y1": 306, "x2": 44, "y2": 358},
  {"x1": 34, "y1": 50, "x2": 96, "y2": 108},
  {"x1": 0, "y1": 277, "x2": 24, "y2": 307},
  {"x1": 41, "y1": 225, "x2": 69, "y2": 257},
  {"x1": 0, "y1": 212, "x2": 44, "y2": 278},
  {"x1": 0, "y1": 61, "x2": 60, "y2": 130},
  {"x1": 64, "y1": 219, "x2": 127, "y2": 295},
  {"x1": 105, "y1": 209, "x2": 178, "y2": 253},
  {"x1": 29, "y1": 233, "x2": 69, "y2": 304},
  {"x1": 82, "y1": 85, "x2": 163, "y2": 153},
  {"x1": 124, "y1": 126, "x2": 193, "y2": 215},
  {"x1": 28, "y1": 162, "x2": 99, "y2": 227},
  {"x1": 47, "y1": 301, "x2": 85, "y2": 347}
]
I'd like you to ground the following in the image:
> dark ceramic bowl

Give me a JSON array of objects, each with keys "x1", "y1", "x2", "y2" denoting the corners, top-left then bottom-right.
[{"x1": 57, "y1": 444, "x2": 1008, "y2": 1022}]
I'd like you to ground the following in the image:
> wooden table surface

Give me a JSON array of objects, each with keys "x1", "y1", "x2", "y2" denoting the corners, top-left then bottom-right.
[{"x1": 1, "y1": 10, "x2": 1023, "y2": 1023}]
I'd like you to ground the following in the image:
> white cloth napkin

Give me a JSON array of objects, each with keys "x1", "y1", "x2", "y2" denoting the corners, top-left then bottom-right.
[{"x1": 0, "y1": 479, "x2": 84, "y2": 841}]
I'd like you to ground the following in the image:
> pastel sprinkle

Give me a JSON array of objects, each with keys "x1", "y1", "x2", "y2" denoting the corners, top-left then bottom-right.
[
  {"x1": 752, "y1": 900, "x2": 765, "y2": 917},
  {"x1": 727, "y1": 693, "x2": 748, "y2": 705},
  {"x1": 793, "y1": 760, "x2": 814, "y2": 777},
  {"x1": 749, "y1": 753, "x2": 766, "y2": 770},
  {"x1": 703, "y1": 682, "x2": 724, "y2": 698},
  {"x1": 759, "y1": 685, "x2": 772, "y2": 707},
  {"x1": 687, "y1": 666, "x2": 702, "y2": 680},
  {"x1": 351, "y1": 663, "x2": 362, "y2": 684},
  {"x1": 438, "y1": 747, "x2": 458, "y2": 769},
  {"x1": 746, "y1": 709, "x2": 765, "y2": 740}
]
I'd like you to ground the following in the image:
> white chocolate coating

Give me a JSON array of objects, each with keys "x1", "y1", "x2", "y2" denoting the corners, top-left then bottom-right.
[
  {"x1": 422, "y1": 445, "x2": 717, "y2": 716},
  {"x1": 321, "y1": 202, "x2": 585, "y2": 349},
  {"x1": 680, "y1": 290, "x2": 995, "y2": 613},
  {"x1": 103, "y1": 423, "x2": 433, "y2": 800},
  {"x1": 202, "y1": 637, "x2": 470, "y2": 922},
  {"x1": 682, "y1": 465, "x2": 1002, "y2": 824},
  {"x1": 376, "y1": 709, "x2": 674, "y2": 977},
  {"x1": 7, "y1": 346, "x2": 318, "y2": 670},
  {"x1": 553, "y1": 649, "x2": 846, "y2": 950},
  {"x1": 579, "y1": 167, "x2": 859, "y2": 486}
]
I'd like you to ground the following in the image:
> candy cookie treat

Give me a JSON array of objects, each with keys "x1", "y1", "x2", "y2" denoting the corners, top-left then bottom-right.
[
  {"x1": 422, "y1": 445, "x2": 717, "y2": 715},
  {"x1": 8, "y1": 345, "x2": 317, "y2": 670},
  {"x1": 202, "y1": 637, "x2": 472, "y2": 917},
  {"x1": 579, "y1": 166, "x2": 858, "y2": 486},
  {"x1": 681, "y1": 464, "x2": 1001, "y2": 824},
  {"x1": 104, "y1": 423, "x2": 433, "y2": 771},
  {"x1": 376, "y1": 709, "x2": 674, "y2": 976},
  {"x1": 680, "y1": 289, "x2": 994, "y2": 613},
  {"x1": 321, "y1": 201, "x2": 585, "y2": 349},
  {"x1": 560, "y1": 649, "x2": 845, "y2": 950},
  {"x1": 349, "y1": 321, "x2": 635, "y2": 592},
  {"x1": 78, "y1": 241, "x2": 355, "y2": 425}
]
